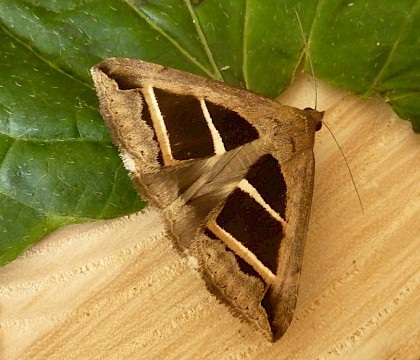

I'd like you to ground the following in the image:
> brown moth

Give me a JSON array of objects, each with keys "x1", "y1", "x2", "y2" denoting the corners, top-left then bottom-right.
[{"x1": 90, "y1": 58, "x2": 323, "y2": 341}]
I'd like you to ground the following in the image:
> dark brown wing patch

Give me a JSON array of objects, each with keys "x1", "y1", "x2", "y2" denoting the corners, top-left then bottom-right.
[
  {"x1": 154, "y1": 89, "x2": 215, "y2": 160},
  {"x1": 205, "y1": 101, "x2": 259, "y2": 150},
  {"x1": 246, "y1": 154, "x2": 287, "y2": 219}
]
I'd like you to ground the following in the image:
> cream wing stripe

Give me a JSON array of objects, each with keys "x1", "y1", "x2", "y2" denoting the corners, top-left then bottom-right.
[
  {"x1": 238, "y1": 179, "x2": 286, "y2": 226},
  {"x1": 143, "y1": 86, "x2": 174, "y2": 164},
  {"x1": 200, "y1": 99, "x2": 226, "y2": 155},
  {"x1": 207, "y1": 220, "x2": 276, "y2": 285}
]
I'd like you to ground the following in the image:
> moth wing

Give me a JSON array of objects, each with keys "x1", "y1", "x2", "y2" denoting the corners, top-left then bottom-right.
[
  {"x1": 91, "y1": 59, "x2": 269, "y2": 210},
  {"x1": 267, "y1": 148, "x2": 315, "y2": 339},
  {"x1": 188, "y1": 148, "x2": 315, "y2": 341}
]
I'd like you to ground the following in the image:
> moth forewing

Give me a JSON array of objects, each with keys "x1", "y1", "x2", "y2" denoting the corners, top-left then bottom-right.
[
  {"x1": 91, "y1": 58, "x2": 323, "y2": 342},
  {"x1": 268, "y1": 148, "x2": 316, "y2": 338}
]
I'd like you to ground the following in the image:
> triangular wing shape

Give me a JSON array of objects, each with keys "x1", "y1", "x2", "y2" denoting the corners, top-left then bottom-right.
[{"x1": 91, "y1": 58, "x2": 323, "y2": 341}]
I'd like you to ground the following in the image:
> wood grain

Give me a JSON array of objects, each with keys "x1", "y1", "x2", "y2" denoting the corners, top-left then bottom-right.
[{"x1": 1, "y1": 76, "x2": 419, "y2": 359}]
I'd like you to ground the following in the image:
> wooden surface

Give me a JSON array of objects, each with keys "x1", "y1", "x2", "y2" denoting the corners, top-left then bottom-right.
[{"x1": 1, "y1": 76, "x2": 419, "y2": 360}]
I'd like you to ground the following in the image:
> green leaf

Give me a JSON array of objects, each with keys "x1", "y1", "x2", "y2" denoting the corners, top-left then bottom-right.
[
  {"x1": 0, "y1": 0, "x2": 418, "y2": 265},
  {"x1": 310, "y1": 0, "x2": 420, "y2": 124}
]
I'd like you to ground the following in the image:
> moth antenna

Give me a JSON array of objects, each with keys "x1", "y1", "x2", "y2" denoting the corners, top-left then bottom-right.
[
  {"x1": 322, "y1": 121, "x2": 365, "y2": 215},
  {"x1": 295, "y1": 11, "x2": 363, "y2": 214},
  {"x1": 295, "y1": 10, "x2": 317, "y2": 110}
]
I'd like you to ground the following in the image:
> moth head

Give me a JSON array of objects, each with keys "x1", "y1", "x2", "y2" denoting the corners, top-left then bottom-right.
[{"x1": 303, "y1": 107, "x2": 324, "y2": 132}]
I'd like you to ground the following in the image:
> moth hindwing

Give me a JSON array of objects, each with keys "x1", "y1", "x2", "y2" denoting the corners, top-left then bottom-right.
[{"x1": 91, "y1": 58, "x2": 323, "y2": 342}]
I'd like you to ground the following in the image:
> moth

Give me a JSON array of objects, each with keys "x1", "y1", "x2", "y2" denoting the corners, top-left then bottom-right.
[{"x1": 91, "y1": 58, "x2": 323, "y2": 341}]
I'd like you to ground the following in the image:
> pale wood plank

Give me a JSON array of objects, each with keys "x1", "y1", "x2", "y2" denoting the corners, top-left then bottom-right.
[{"x1": 1, "y1": 76, "x2": 419, "y2": 359}]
